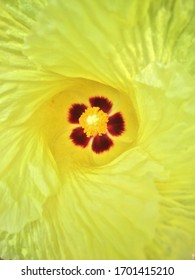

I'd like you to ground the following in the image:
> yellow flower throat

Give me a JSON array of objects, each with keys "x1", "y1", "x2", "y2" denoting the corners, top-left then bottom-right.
[{"x1": 79, "y1": 107, "x2": 108, "y2": 137}]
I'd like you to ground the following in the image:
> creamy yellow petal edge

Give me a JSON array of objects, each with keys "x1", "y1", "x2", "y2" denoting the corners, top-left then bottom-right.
[
  {"x1": 135, "y1": 62, "x2": 195, "y2": 259},
  {"x1": 25, "y1": 0, "x2": 195, "y2": 89},
  {"x1": 1, "y1": 148, "x2": 162, "y2": 259},
  {"x1": 0, "y1": 0, "x2": 195, "y2": 260}
]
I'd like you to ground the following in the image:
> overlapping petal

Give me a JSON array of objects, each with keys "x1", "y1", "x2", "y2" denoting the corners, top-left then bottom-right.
[
  {"x1": 0, "y1": 0, "x2": 194, "y2": 260},
  {"x1": 25, "y1": 0, "x2": 195, "y2": 89},
  {"x1": 0, "y1": 149, "x2": 163, "y2": 259}
]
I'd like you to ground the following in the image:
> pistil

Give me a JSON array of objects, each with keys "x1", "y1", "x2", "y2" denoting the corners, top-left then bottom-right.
[{"x1": 79, "y1": 107, "x2": 108, "y2": 137}]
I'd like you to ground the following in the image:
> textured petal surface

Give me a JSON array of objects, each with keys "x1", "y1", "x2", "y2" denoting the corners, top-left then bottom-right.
[
  {"x1": 0, "y1": 149, "x2": 162, "y2": 259},
  {"x1": 25, "y1": 0, "x2": 195, "y2": 89},
  {"x1": 134, "y1": 63, "x2": 195, "y2": 259},
  {"x1": 0, "y1": 0, "x2": 195, "y2": 261}
]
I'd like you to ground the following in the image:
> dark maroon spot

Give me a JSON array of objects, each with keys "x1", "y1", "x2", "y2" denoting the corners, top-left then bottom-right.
[
  {"x1": 89, "y1": 96, "x2": 112, "y2": 113},
  {"x1": 92, "y1": 134, "x2": 113, "y2": 154},
  {"x1": 108, "y1": 112, "x2": 125, "y2": 136},
  {"x1": 70, "y1": 127, "x2": 91, "y2": 148},
  {"x1": 68, "y1": 104, "x2": 87, "y2": 124}
]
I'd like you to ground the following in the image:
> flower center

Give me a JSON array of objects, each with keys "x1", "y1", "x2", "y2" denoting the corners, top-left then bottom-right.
[{"x1": 79, "y1": 107, "x2": 108, "y2": 137}]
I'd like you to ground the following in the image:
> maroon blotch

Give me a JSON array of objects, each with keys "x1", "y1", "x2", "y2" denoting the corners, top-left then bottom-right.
[
  {"x1": 108, "y1": 112, "x2": 125, "y2": 136},
  {"x1": 70, "y1": 127, "x2": 91, "y2": 148},
  {"x1": 92, "y1": 134, "x2": 113, "y2": 154},
  {"x1": 68, "y1": 103, "x2": 87, "y2": 124},
  {"x1": 89, "y1": 96, "x2": 112, "y2": 113}
]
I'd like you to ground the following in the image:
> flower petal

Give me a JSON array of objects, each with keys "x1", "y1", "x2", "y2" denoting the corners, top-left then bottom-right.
[
  {"x1": 89, "y1": 96, "x2": 112, "y2": 113},
  {"x1": 70, "y1": 127, "x2": 91, "y2": 148},
  {"x1": 24, "y1": 0, "x2": 150, "y2": 89},
  {"x1": 0, "y1": 149, "x2": 160, "y2": 260},
  {"x1": 108, "y1": 112, "x2": 125, "y2": 136},
  {"x1": 1, "y1": 0, "x2": 195, "y2": 261},
  {"x1": 0, "y1": 127, "x2": 60, "y2": 235},
  {"x1": 0, "y1": 0, "x2": 47, "y2": 69},
  {"x1": 68, "y1": 103, "x2": 87, "y2": 124},
  {"x1": 25, "y1": 0, "x2": 195, "y2": 90},
  {"x1": 92, "y1": 134, "x2": 113, "y2": 154}
]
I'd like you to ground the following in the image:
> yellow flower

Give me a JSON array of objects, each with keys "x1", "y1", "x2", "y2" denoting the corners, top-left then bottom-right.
[{"x1": 0, "y1": 0, "x2": 195, "y2": 260}]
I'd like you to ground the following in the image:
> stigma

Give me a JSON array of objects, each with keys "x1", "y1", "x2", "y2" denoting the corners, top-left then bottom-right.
[{"x1": 79, "y1": 107, "x2": 108, "y2": 137}]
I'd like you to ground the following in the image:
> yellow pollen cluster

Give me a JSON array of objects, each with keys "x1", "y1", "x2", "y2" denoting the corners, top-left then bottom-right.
[{"x1": 79, "y1": 107, "x2": 108, "y2": 137}]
